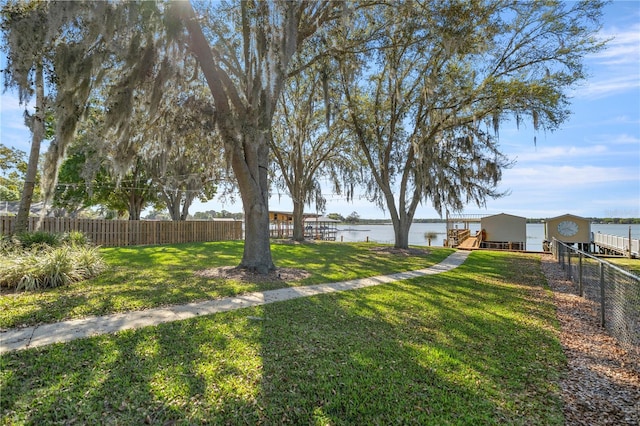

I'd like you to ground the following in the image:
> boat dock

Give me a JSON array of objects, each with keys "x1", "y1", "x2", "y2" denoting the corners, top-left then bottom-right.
[
  {"x1": 457, "y1": 235, "x2": 480, "y2": 250},
  {"x1": 593, "y1": 232, "x2": 639, "y2": 258}
]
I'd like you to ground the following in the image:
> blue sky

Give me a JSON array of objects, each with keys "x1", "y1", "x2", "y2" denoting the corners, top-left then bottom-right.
[{"x1": 1, "y1": 1, "x2": 639, "y2": 219}]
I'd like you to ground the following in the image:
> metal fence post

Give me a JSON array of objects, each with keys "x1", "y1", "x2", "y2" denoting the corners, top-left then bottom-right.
[
  {"x1": 578, "y1": 252, "x2": 583, "y2": 297},
  {"x1": 566, "y1": 246, "x2": 572, "y2": 280},
  {"x1": 599, "y1": 262, "x2": 605, "y2": 327}
]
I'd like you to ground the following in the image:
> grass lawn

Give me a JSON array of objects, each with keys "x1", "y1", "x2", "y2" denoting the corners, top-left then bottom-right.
[
  {"x1": 1, "y1": 250, "x2": 566, "y2": 425},
  {"x1": 0, "y1": 242, "x2": 453, "y2": 329},
  {"x1": 605, "y1": 256, "x2": 640, "y2": 276}
]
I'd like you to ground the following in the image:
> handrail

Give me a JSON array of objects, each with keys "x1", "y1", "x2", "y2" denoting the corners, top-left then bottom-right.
[{"x1": 594, "y1": 232, "x2": 640, "y2": 257}]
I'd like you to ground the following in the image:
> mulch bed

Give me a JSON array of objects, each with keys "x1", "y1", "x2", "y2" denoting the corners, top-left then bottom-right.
[
  {"x1": 541, "y1": 255, "x2": 640, "y2": 425},
  {"x1": 194, "y1": 266, "x2": 311, "y2": 283}
]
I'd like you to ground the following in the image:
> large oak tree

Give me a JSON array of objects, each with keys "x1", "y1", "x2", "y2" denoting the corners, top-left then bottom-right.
[
  {"x1": 173, "y1": 1, "x2": 350, "y2": 271},
  {"x1": 270, "y1": 53, "x2": 357, "y2": 241},
  {"x1": 340, "y1": 0, "x2": 606, "y2": 248}
]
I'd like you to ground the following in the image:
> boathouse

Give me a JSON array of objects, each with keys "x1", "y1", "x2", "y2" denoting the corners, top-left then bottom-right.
[
  {"x1": 269, "y1": 211, "x2": 294, "y2": 238},
  {"x1": 544, "y1": 214, "x2": 591, "y2": 251},
  {"x1": 270, "y1": 211, "x2": 321, "y2": 238},
  {"x1": 304, "y1": 216, "x2": 339, "y2": 240},
  {"x1": 269, "y1": 211, "x2": 328, "y2": 239},
  {"x1": 480, "y1": 213, "x2": 527, "y2": 250}
]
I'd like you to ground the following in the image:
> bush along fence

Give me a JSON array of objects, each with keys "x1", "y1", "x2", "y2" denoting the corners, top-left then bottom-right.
[
  {"x1": 553, "y1": 239, "x2": 640, "y2": 356},
  {"x1": 0, "y1": 216, "x2": 243, "y2": 247}
]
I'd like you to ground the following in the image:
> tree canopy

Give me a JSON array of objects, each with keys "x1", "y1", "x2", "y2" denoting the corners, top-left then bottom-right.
[
  {"x1": 270, "y1": 46, "x2": 358, "y2": 241},
  {"x1": 1, "y1": 0, "x2": 606, "y2": 268},
  {"x1": 339, "y1": 0, "x2": 606, "y2": 248},
  {"x1": 0, "y1": 144, "x2": 33, "y2": 202}
]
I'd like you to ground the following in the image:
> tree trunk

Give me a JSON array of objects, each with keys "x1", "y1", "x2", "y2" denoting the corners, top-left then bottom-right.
[
  {"x1": 292, "y1": 198, "x2": 305, "y2": 242},
  {"x1": 164, "y1": 193, "x2": 181, "y2": 221},
  {"x1": 392, "y1": 217, "x2": 411, "y2": 249},
  {"x1": 384, "y1": 182, "x2": 420, "y2": 250},
  {"x1": 14, "y1": 61, "x2": 45, "y2": 234},
  {"x1": 241, "y1": 198, "x2": 273, "y2": 273},
  {"x1": 232, "y1": 136, "x2": 275, "y2": 274},
  {"x1": 180, "y1": 201, "x2": 190, "y2": 221},
  {"x1": 128, "y1": 191, "x2": 144, "y2": 220},
  {"x1": 180, "y1": 191, "x2": 196, "y2": 220},
  {"x1": 169, "y1": 199, "x2": 181, "y2": 221},
  {"x1": 388, "y1": 203, "x2": 409, "y2": 249}
]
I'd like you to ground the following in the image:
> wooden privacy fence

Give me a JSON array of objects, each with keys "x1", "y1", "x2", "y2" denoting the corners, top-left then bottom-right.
[{"x1": 0, "y1": 216, "x2": 243, "y2": 247}]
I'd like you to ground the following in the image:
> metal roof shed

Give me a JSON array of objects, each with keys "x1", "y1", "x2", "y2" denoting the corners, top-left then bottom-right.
[
  {"x1": 480, "y1": 213, "x2": 527, "y2": 250},
  {"x1": 545, "y1": 214, "x2": 591, "y2": 247}
]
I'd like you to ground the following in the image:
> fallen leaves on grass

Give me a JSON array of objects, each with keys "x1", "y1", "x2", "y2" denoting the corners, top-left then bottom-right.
[
  {"x1": 194, "y1": 266, "x2": 310, "y2": 283},
  {"x1": 369, "y1": 246, "x2": 431, "y2": 256}
]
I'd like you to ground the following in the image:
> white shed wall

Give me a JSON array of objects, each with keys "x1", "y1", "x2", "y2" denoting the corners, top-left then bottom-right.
[{"x1": 481, "y1": 213, "x2": 526, "y2": 243}]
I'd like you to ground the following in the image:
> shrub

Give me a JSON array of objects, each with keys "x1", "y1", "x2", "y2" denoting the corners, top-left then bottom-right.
[
  {"x1": 73, "y1": 246, "x2": 106, "y2": 279},
  {"x1": 0, "y1": 252, "x2": 28, "y2": 288},
  {"x1": 0, "y1": 245, "x2": 106, "y2": 290},
  {"x1": 0, "y1": 233, "x2": 17, "y2": 253},
  {"x1": 16, "y1": 231, "x2": 62, "y2": 250},
  {"x1": 62, "y1": 230, "x2": 90, "y2": 247},
  {"x1": 13, "y1": 248, "x2": 67, "y2": 290}
]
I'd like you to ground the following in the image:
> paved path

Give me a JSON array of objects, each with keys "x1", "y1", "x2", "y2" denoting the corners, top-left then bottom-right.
[{"x1": 0, "y1": 251, "x2": 469, "y2": 354}]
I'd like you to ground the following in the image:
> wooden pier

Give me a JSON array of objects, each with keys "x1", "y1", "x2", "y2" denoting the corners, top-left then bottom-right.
[
  {"x1": 593, "y1": 232, "x2": 639, "y2": 258},
  {"x1": 457, "y1": 234, "x2": 480, "y2": 250},
  {"x1": 445, "y1": 213, "x2": 483, "y2": 248}
]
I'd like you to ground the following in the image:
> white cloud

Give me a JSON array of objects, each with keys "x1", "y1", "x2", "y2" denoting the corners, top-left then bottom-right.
[
  {"x1": 501, "y1": 165, "x2": 636, "y2": 188},
  {"x1": 608, "y1": 115, "x2": 640, "y2": 126},
  {"x1": 594, "y1": 24, "x2": 640, "y2": 65},
  {"x1": 588, "y1": 132, "x2": 640, "y2": 145},
  {"x1": 575, "y1": 74, "x2": 640, "y2": 99},
  {"x1": 577, "y1": 22, "x2": 640, "y2": 99},
  {"x1": 508, "y1": 145, "x2": 609, "y2": 163}
]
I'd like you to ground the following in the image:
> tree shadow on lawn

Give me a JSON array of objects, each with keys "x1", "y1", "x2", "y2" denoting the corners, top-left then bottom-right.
[
  {"x1": 1, "y1": 251, "x2": 564, "y2": 424},
  {"x1": 1, "y1": 312, "x2": 265, "y2": 424},
  {"x1": 252, "y1": 258, "x2": 565, "y2": 424},
  {"x1": 1, "y1": 242, "x2": 450, "y2": 329}
]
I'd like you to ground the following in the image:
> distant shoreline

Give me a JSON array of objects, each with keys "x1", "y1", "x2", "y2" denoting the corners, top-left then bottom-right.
[{"x1": 337, "y1": 218, "x2": 640, "y2": 225}]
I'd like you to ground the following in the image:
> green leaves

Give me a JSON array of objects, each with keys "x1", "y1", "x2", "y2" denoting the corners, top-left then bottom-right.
[
  {"x1": 0, "y1": 244, "x2": 105, "y2": 291},
  {"x1": 338, "y1": 0, "x2": 605, "y2": 247}
]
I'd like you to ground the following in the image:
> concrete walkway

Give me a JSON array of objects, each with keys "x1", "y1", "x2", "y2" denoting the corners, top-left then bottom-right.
[{"x1": 0, "y1": 251, "x2": 469, "y2": 354}]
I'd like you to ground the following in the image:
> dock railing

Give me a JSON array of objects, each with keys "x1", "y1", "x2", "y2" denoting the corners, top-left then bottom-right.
[
  {"x1": 593, "y1": 232, "x2": 639, "y2": 258},
  {"x1": 552, "y1": 239, "x2": 639, "y2": 356}
]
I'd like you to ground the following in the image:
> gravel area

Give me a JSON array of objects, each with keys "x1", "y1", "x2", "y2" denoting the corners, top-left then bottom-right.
[{"x1": 541, "y1": 254, "x2": 640, "y2": 425}]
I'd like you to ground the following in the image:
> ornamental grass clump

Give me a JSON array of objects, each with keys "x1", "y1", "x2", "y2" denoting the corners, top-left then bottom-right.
[
  {"x1": 62, "y1": 230, "x2": 90, "y2": 247},
  {"x1": 16, "y1": 230, "x2": 62, "y2": 249},
  {"x1": 0, "y1": 233, "x2": 15, "y2": 253},
  {"x1": 17, "y1": 246, "x2": 76, "y2": 291},
  {"x1": 73, "y1": 246, "x2": 106, "y2": 279},
  {"x1": 0, "y1": 231, "x2": 105, "y2": 291}
]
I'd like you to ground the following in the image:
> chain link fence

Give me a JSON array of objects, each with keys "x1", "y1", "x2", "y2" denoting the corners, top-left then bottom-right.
[{"x1": 552, "y1": 239, "x2": 639, "y2": 356}]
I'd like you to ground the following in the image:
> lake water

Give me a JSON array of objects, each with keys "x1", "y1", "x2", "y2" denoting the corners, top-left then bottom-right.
[{"x1": 336, "y1": 222, "x2": 640, "y2": 252}]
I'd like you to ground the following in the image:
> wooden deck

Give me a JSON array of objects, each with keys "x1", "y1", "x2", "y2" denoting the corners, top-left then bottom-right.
[{"x1": 457, "y1": 235, "x2": 480, "y2": 250}]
